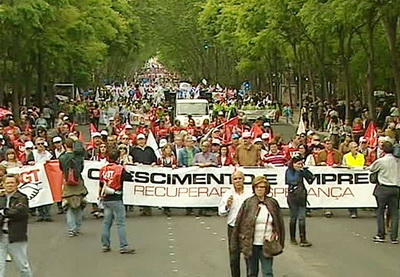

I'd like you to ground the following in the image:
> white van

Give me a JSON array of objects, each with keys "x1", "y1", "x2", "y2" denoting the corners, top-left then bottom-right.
[{"x1": 175, "y1": 99, "x2": 211, "y2": 126}]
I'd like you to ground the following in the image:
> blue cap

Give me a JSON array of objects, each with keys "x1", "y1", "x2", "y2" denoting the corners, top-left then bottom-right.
[{"x1": 232, "y1": 133, "x2": 240, "y2": 139}]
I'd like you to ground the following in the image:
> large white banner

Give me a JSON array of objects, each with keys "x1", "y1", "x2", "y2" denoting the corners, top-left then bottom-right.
[
  {"x1": 82, "y1": 161, "x2": 378, "y2": 208},
  {"x1": 8, "y1": 163, "x2": 54, "y2": 208}
]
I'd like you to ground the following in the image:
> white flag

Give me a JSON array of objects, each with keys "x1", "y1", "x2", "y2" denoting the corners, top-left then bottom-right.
[
  {"x1": 147, "y1": 130, "x2": 161, "y2": 159},
  {"x1": 296, "y1": 116, "x2": 306, "y2": 135}
]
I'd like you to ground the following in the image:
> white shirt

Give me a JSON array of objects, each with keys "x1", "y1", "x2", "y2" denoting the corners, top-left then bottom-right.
[
  {"x1": 32, "y1": 149, "x2": 52, "y2": 163},
  {"x1": 253, "y1": 204, "x2": 273, "y2": 245},
  {"x1": 370, "y1": 154, "x2": 400, "y2": 187},
  {"x1": 218, "y1": 188, "x2": 252, "y2": 227}
]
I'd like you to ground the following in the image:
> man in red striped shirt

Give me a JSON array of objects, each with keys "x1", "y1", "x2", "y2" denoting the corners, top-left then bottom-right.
[{"x1": 263, "y1": 140, "x2": 288, "y2": 167}]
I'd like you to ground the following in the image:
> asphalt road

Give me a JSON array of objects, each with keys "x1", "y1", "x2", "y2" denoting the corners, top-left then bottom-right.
[
  {"x1": 7, "y1": 123, "x2": 396, "y2": 276},
  {"x1": 5, "y1": 208, "x2": 400, "y2": 277}
]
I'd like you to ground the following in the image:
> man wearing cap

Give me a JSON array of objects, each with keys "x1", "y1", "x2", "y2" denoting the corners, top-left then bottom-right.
[
  {"x1": 228, "y1": 134, "x2": 240, "y2": 160},
  {"x1": 211, "y1": 139, "x2": 221, "y2": 155},
  {"x1": 50, "y1": 137, "x2": 65, "y2": 160},
  {"x1": 358, "y1": 137, "x2": 370, "y2": 160},
  {"x1": 253, "y1": 138, "x2": 268, "y2": 159},
  {"x1": 86, "y1": 132, "x2": 102, "y2": 160},
  {"x1": 131, "y1": 134, "x2": 157, "y2": 216},
  {"x1": 234, "y1": 132, "x2": 260, "y2": 166},
  {"x1": 19, "y1": 141, "x2": 33, "y2": 166}
]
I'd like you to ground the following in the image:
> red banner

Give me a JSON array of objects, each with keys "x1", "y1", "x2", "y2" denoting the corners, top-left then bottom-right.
[{"x1": 44, "y1": 161, "x2": 64, "y2": 202}]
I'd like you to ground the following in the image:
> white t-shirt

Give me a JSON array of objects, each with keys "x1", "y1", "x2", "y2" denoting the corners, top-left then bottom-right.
[{"x1": 253, "y1": 204, "x2": 273, "y2": 245}]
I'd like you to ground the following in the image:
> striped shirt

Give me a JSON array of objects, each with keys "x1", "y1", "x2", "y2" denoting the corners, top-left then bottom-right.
[{"x1": 263, "y1": 151, "x2": 288, "y2": 167}]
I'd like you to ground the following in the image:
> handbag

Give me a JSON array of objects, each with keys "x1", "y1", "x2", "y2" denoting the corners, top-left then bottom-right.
[{"x1": 262, "y1": 214, "x2": 283, "y2": 257}]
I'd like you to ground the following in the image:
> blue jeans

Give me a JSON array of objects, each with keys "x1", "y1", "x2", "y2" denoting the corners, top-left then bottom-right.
[
  {"x1": 246, "y1": 245, "x2": 273, "y2": 277},
  {"x1": 287, "y1": 195, "x2": 307, "y2": 241},
  {"x1": 102, "y1": 200, "x2": 129, "y2": 250},
  {"x1": 66, "y1": 207, "x2": 83, "y2": 233},
  {"x1": 0, "y1": 235, "x2": 33, "y2": 277}
]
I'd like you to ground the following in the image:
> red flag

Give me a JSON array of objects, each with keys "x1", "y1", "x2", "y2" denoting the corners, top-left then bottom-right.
[
  {"x1": 364, "y1": 121, "x2": 377, "y2": 148},
  {"x1": 221, "y1": 117, "x2": 239, "y2": 144},
  {"x1": 90, "y1": 123, "x2": 98, "y2": 134},
  {"x1": 250, "y1": 124, "x2": 263, "y2": 139}
]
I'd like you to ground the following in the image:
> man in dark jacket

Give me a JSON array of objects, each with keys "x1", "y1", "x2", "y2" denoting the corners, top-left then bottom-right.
[
  {"x1": 0, "y1": 173, "x2": 33, "y2": 277},
  {"x1": 59, "y1": 137, "x2": 88, "y2": 237},
  {"x1": 131, "y1": 133, "x2": 157, "y2": 216}
]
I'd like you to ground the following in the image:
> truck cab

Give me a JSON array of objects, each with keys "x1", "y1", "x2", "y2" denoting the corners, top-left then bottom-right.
[{"x1": 175, "y1": 99, "x2": 211, "y2": 126}]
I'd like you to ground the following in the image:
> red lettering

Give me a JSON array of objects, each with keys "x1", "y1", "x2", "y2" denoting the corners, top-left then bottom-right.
[
  {"x1": 20, "y1": 169, "x2": 40, "y2": 183},
  {"x1": 178, "y1": 187, "x2": 188, "y2": 196},
  {"x1": 134, "y1": 185, "x2": 144, "y2": 195},
  {"x1": 198, "y1": 187, "x2": 209, "y2": 197},
  {"x1": 208, "y1": 187, "x2": 221, "y2": 197},
  {"x1": 155, "y1": 187, "x2": 165, "y2": 197},
  {"x1": 189, "y1": 187, "x2": 198, "y2": 197},
  {"x1": 145, "y1": 186, "x2": 155, "y2": 196},
  {"x1": 330, "y1": 187, "x2": 342, "y2": 198}
]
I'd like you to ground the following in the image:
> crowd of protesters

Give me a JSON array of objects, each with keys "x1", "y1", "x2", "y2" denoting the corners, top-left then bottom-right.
[{"x1": 1, "y1": 78, "x2": 400, "y2": 276}]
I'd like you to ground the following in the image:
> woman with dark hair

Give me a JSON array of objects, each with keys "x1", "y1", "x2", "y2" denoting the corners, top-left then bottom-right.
[
  {"x1": 0, "y1": 149, "x2": 22, "y2": 169},
  {"x1": 218, "y1": 145, "x2": 234, "y2": 166},
  {"x1": 92, "y1": 142, "x2": 108, "y2": 162},
  {"x1": 232, "y1": 176, "x2": 285, "y2": 276},
  {"x1": 298, "y1": 144, "x2": 316, "y2": 166},
  {"x1": 285, "y1": 156, "x2": 314, "y2": 247}
]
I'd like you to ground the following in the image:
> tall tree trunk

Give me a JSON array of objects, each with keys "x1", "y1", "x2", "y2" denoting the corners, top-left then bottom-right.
[
  {"x1": 383, "y1": 16, "x2": 400, "y2": 108},
  {"x1": 366, "y1": 14, "x2": 377, "y2": 121},
  {"x1": 338, "y1": 27, "x2": 351, "y2": 119},
  {"x1": 37, "y1": 48, "x2": 44, "y2": 108}
]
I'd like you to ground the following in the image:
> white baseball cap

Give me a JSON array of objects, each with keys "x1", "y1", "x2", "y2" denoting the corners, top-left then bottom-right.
[
  {"x1": 307, "y1": 130, "x2": 315, "y2": 136},
  {"x1": 359, "y1": 136, "x2": 367, "y2": 143},
  {"x1": 63, "y1": 116, "x2": 69, "y2": 121},
  {"x1": 254, "y1": 138, "x2": 263, "y2": 143},
  {"x1": 212, "y1": 139, "x2": 221, "y2": 145},
  {"x1": 243, "y1": 132, "x2": 252, "y2": 139},
  {"x1": 159, "y1": 139, "x2": 168, "y2": 148},
  {"x1": 52, "y1": 136, "x2": 62, "y2": 143},
  {"x1": 137, "y1": 133, "x2": 146, "y2": 140},
  {"x1": 25, "y1": 141, "x2": 34, "y2": 148},
  {"x1": 125, "y1": 124, "x2": 133, "y2": 129},
  {"x1": 263, "y1": 122, "x2": 271, "y2": 127},
  {"x1": 261, "y1": 133, "x2": 270, "y2": 140},
  {"x1": 109, "y1": 117, "x2": 114, "y2": 121},
  {"x1": 100, "y1": 130, "x2": 108, "y2": 136},
  {"x1": 91, "y1": 132, "x2": 101, "y2": 138}
]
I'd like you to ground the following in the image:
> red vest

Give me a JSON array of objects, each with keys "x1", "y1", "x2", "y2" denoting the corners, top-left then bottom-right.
[{"x1": 99, "y1": 163, "x2": 124, "y2": 191}]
